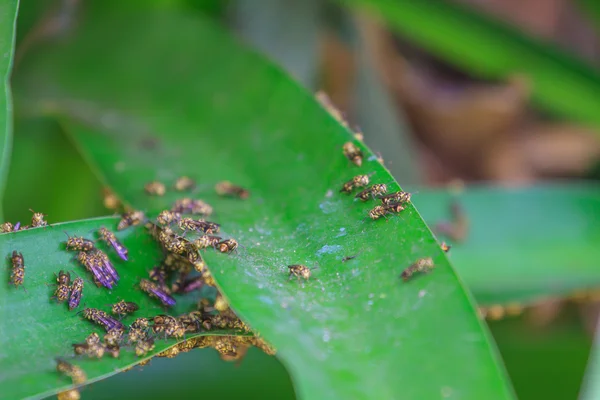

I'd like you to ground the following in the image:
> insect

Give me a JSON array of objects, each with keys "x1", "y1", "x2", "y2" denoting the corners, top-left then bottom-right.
[
  {"x1": 64, "y1": 233, "x2": 95, "y2": 252},
  {"x1": 341, "y1": 254, "x2": 359, "y2": 262},
  {"x1": 57, "y1": 389, "x2": 81, "y2": 400},
  {"x1": 80, "y1": 308, "x2": 125, "y2": 332},
  {"x1": 77, "y1": 251, "x2": 114, "y2": 289},
  {"x1": 0, "y1": 222, "x2": 13, "y2": 233},
  {"x1": 104, "y1": 329, "x2": 122, "y2": 358},
  {"x1": 91, "y1": 249, "x2": 120, "y2": 282},
  {"x1": 287, "y1": 264, "x2": 317, "y2": 281},
  {"x1": 135, "y1": 338, "x2": 155, "y2": 357},
  {"x1": 149, "y1": 266, "x2": 169, "y2": 289},
  {"x1": 117, "y1": 210, "x2": 146, "y2": 231},
  {"x1": 144, "y1": 181, "x2": 166, "y2": 196},
  {"x1": 140, "y1": 278, "x2": 176, "y2": 307},
  {"x1": 171, "y1": 198, "x2": 213, "y2": 215},
  {"x1": 368, "y1": 203, "x2": 406, "y2": 220},
  {"x1": 174, "y1": 276, "x2": 204, "y2": 294},
  {"x1": 340, "y1": 174, "x2": 370, "y2": 194},
  {"x1": 111, "y1": 300, "x2": 139, "y2": 316},
  {"x1": 174, "y1": 176, "x2": 195, "y2": 191},
  {"x1": 440, "y1": 242, "x2": 451, "y2": 253},
  {"x1": 216, "y1": 238, "x2": 238, "y2": 253},
  {"x1": 379, "y1": 191, "x2": 412, "y2": 205},
  {"x1": 401, "y1": 257, "x2": 435, "y2": 282},
  {"x1": 97, "y1": 227, "x2": 128, "y2": 261},
  {"x1": 178, "y1": 311, "x2": 203, "y2": 333},
  {"x1": 30, "y1": 209, "x2": 48, "y2": 228},
  {"x1": 72, "y1": 341, "x2": 105, "y2": 358},
  {"x1": 9, "y1": 251, "x2": 25, "y2": 289},
  {"x1": 215, "y1": 181, "x2": 250, "y2": 199},
  {"x1": 102, "y1": 187, "x2": 121, "y2": 210},
  {"x1": 178, "y1": 218, "x2": 221, "y2": 234},
  {"x1": 153, "y1": 315, "x2": 185, "y2": 338},
  {"x1": 86, "y1": 332, "x2": 100, "y2": 345},
  {"x1": 157, "y1": 210, "x2": 181, "y2": 226},
  {"x1": 52, "y1": 270, "x2": 71, "y2": 303},
  {"x1": 56, "y1": 358, "x2": 87, "y2": 384},
  {"x1": 342, "y1": 142, "x2": 363, "y2": 167},
  {"x1": 355, "y1": 184, "x2": 388, "y2": 201},
  {"x1": 163, "y1": 234, "x2": 192, "y2": 256},
  {"x1": 192, "y1": 235, "x2": 222, "y2": 250}
]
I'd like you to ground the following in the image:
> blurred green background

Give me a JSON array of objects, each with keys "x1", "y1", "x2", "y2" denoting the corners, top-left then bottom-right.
[{"x1": 8, "y1": 0, "x2": 600, "y2": 399}]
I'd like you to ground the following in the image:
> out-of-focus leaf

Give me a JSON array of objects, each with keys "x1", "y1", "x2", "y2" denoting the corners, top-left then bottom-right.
[
  {"x1": 13, "y1": 3, "x2": 514, "y2": 399},
  {"x1": 416, "y1": 183, "x2": 600, "y2": 305},
  {"x1": 0, "y1": 0, "x2": 19, "y2": 219},
  {"x1": 490, "y1": 315, "x2": 592, "y2": 400},
  {"x1": 352, "y1": 14, "x2": 421, "y2": 184},
  {"x1": 230, "y1": 0, "x2": 321, "y2": 88},
  {"x1": 340, "y1": 0, "x2": 600, "y2": 130},
  {"x1": 3, "y1": 116, "x2": 105, "y2": 223}
]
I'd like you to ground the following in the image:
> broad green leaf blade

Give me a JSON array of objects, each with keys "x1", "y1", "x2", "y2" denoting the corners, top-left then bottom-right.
[
  {"x1": 0, "y1": 0, "x2": 19, "y2": 219},
  {"x1": 0, "y1": 217, "x2": 230, "y2": 400},
  {"x1": 416, "y1": 183, "x2": 600, "y2": 306},
  {"x1": 13, "y1": 5, "x2": 514, "y2": 399},
  {"x1": 340, "y1": 0, "x2": 600, "y2": 129}
]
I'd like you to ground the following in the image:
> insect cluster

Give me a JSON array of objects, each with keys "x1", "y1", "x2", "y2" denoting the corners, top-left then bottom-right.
[
  {"x1": 64, "y1": 227, "x2": 127, "y2": 291},
  {"x1": 141, "y1": 176, "x2": 250, "y2": 201},
  {"x1": 338, "y1": 138, "x2": 440, "y2": 282},
  {"x1": 1, "y1": 208, "x2": 49, "y2": 233}
]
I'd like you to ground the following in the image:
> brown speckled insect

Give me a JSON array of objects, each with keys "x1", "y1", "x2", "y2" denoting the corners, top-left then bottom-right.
[
  {"x1": 157, "y1": 210, "x2": 181, "y2": 226},
  {"x1": 57, "y1": 389, "x2": 81, "y2": 400},
  {"x1": 368, "y1": 203, "x2": 406, "y2": 220},
  {"x1": 69, "y1": 278, "x2": 83, "y2": 310},
  {"x1": 64, "y1": 233, "x2": 95, "y2": 252},
  {"x1": 135, "y1": 338, "x2": 155, "y2": 357},
  {"x1": 178, "y1": 218, "x2": 220, "y2": 235},
  {"x1": 287, "y1": 264, "x2": 317, "y2": 281},
  {"x1": 52, "y1": 270, "x2": 71, "y2": 303},
  {"x1": 401, "y1": 257, "x2": 435, "y2": 282},
  {"x1": 216, "y1": 239, "x2": 238, "y2": 253},
  {"x1": 441, "y1": 242, "x2": 451, "y2": 253},
  {"x1": 140, "y1": 279, "x2": 176, "y2": 307},
  {"x1": 9, "y1": 251, "x2": 25, "y2": 289},
  {"x1": 193, "y1": 235, "x2": 222, "y2": 250},
  {"x1": 215, "y1": 181, "x2": 250, "y2": 199},
  {"x1": 171, "y1": 198, "x2": 213, "y2": 216},
  {"x1": 98, "y1": 227, "x2": 128, "y2": 261},
  {"x1": 342, "y1": 142, "x2": 363, "y2": 167},
  {"x1": 56, "y1": 358, "x2": 87, "y2": 384},
  {"x1": 355, "y1": 184, "x2": 388, "y2": 201},
  {"x1": 30, "y1": 209, "x2": 48, "y2": 228},
  {"x1": 145, "y1": 181, "x2": 166, "y2": 196},
  {"x1": 117, "y1": 210, "x2": 146, "y2": 231},
  {"x1": 72, "y1": 341, "x2": 105, "y2": 358},
  {"x1": 340, "y1": 174, "x2": 370, "y2": 194},
  {"x1": 379, "y1": 191, "x2": 412, "y2": 205},
  {"x1": 0, "y1": 222, "x2": 13, "y2": 233},
  {"x1": 111, "y1": 300, "x2": 139, "y2": 317},
  {"x1": 174, "y1": 176, "x2": 196, "y2": 192}
]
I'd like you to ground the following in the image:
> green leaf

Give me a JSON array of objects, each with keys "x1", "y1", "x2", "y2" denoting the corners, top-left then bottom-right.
[
  {"x1": 0, "y1": 0, "x2": 19, "y2": 219},
  {"x1": 340, "y1": 0, "x2": 600, "y2": 129},
  {"x1": 13, "y1": 4, "x2": 514, "y2": 399},
  {"x1": 0, "y1": 217, "x2": 233, "y2": 400},
  {"x1": 415, "y1": 183, "x2": 600, "y2": 305}
]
